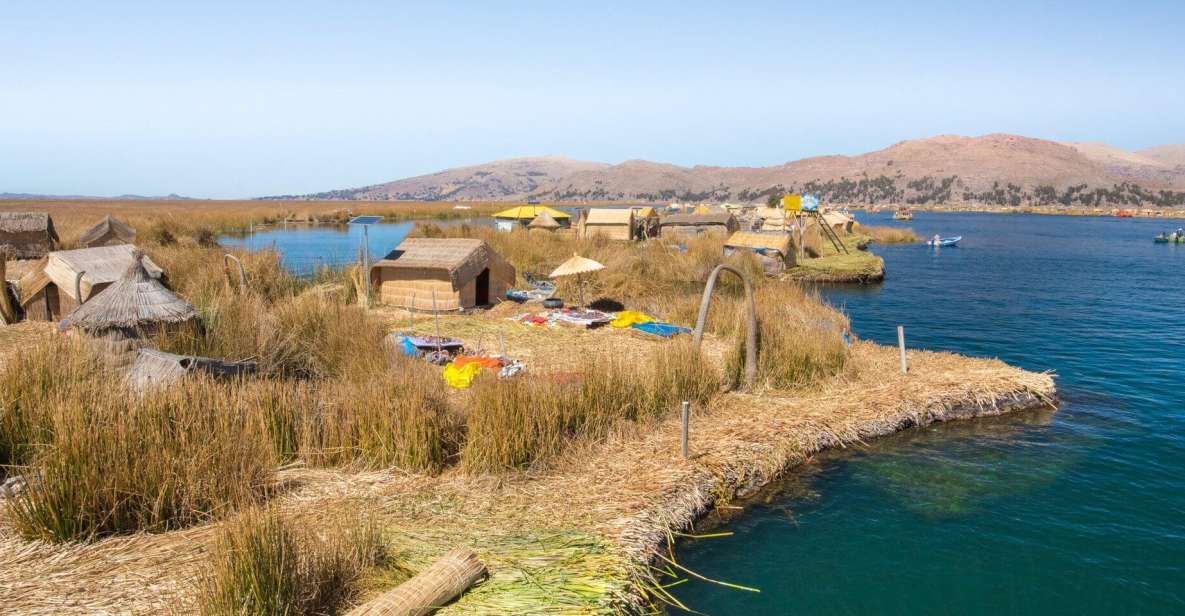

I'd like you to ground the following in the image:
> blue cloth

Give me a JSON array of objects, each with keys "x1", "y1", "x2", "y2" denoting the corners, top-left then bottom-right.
[
  {"x1": 397, "y1": 335, "x2": 418, "y2": 356},
  {"x1": 631, "y1": 322, "x2": 692, "y2": 337}
]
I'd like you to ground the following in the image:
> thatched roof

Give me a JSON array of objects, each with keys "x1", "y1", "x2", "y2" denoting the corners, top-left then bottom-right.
[
  {"x1": 79, "y1": 215, "x2": 136, "y2": 247},
  {"x1": 724, "y1": 231, "x2": 793, "y2": 256},
  {"x1": 21, "y1": 245, "x2": 163, "y2": 303},
  {"x1": 584, "y1": 209, "x2": 633, "y2": 225},
  {"x1": 660, "y1": 212, "x2": 737, "y2": 227},
  {"x1": 60, "y1": 252, "x2": 197, "y2": 333},
  {"x1": 493, "y1": 205, "x2": 571, "y2": 220},
  {"x1": 126, "y1": 349, "x2": 256, "y2": 392},
  {"x1": 371, "y1": 238, "x2": 508, "y2": 289},
  {"x1": 0, "y1": 212, "x2": 59, "y2": 259},
  {"x1": 528, "y1": 211, "x2": 562, "y2": 229},
  {"x1": 634, "y1": 207, "x2": 658, "y2": 218},
  {"x1": 822, "y1": 212, "x2": 854, "y2": 226}
]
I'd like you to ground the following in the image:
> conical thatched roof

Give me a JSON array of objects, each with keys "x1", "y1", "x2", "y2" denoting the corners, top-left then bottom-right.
[
  {"x1": 61, "y1": 251, "x2": 197, "y2": 333},
  {"x1": 549, "y1": 254, "x2": 604, "y2": 278},
  {"x1": 528, "y1": 211, "x2": 562, "y2": 229},
  {"x1": 79, "y1": 214, "x2": 136, "y2": 247}
]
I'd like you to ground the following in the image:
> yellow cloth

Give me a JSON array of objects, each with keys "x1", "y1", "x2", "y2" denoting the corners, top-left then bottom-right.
[
  {"x1": 443, "y1": 361, "x2": 484, "y2": 389},
  {"x1": 610, "y1": 310, "x2": 656, "y2": 328}
]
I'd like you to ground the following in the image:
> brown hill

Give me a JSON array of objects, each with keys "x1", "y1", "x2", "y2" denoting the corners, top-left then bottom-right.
[
  {"x1": 1139, "y1": 144, "x2": 1185, "y2": 168},
  {"x1": 293, "y1": 134, "x2": 1185, "y2": 206}
]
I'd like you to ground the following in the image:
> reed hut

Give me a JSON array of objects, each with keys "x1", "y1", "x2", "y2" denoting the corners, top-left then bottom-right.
[
  {"x1": 528, "y1": 210, "x2": 562, "y2": 231},
  {"x1": 821, "y1": 211, "x2": 855, "y2": 234},
  {"x1": 370, "y1": 238, "x2": 515, "y2": 311},
  {"x1": 0, "y1": 212, "x2": 59, "y2": 259},
  {"x1": 754, "y1": 207, "x2": 793, "y2": 232},
  {"x1": 59, "y1": 251, "x2": 196, "y2": 338},
  {"x1": 659, "y1": 212, "x2": 739, "y2": 238},
  {"x1": 723, "y1": 231, "x2": 796, "y2": 275},
  {"x1": 633, "y1": 206, "x2": 660, "y2": 239},
  {"x1": 581, "y1": 208, "x2": 634, "y2": 241},
  {"x1": 18, "y1": 244, "x2": 164, "y2": 321},
  {"x1": 493, "y1": 205, "x2": 571, "y2": 232},
  {"x1": 78, "y1": 214, "x2": 136, "y2": 247}
]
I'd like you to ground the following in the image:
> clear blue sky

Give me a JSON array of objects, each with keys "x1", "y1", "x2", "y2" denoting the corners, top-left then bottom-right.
[{"x1": 3, "y1": 1, "x2": 1183, "y2": 198}]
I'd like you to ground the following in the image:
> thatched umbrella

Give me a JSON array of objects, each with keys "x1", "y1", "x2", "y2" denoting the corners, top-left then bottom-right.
[
  {"x1": 60, "y1": 251, "x2": 198, "y2": 337},
  {"x1": 549, "y1": 254, "x2": 604, "y2": 309}
]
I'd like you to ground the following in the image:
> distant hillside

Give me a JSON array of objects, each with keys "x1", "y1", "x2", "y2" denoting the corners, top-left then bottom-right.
[
  {"x1": 278, "y1": 134, "x2": 1185, "y2": 207},
  {"x1": 0, "y1": 192, "x2": 193, "y2": 201}
]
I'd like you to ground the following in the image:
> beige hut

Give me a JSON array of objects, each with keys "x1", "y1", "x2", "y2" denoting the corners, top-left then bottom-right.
[
  {"x1": 581, "y1": 208, "x2": 634, "y2": 240},
  {"x1": 821, "y1": 211, "x2": 855, "y2": 235},
  {"x1": 0, "y1": 212, "x2": 59, "y2": 259},
  {"x1": 528, "y1": 211, "x2": 562, "y2": 232},
  {"x1": 723, "y1": 231, "x2": 796, "y2": 275},
  {"x1": 659, "y1": 212, "x2": 740, "y2": 238},
  {"x1": 59, "y1": 252, "x2": 197, "y2": 339},
  {"x1": 370, "y1": 238, "x2": 515, "y2": 312},
  {"x1": 18, "y1": 244, "x2": 163, "y2": 321},
  {"x1": 79, "y1": 215, "x2": 137, "y2": 247}
]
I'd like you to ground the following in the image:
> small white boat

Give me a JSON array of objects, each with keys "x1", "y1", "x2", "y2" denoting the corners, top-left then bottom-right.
[{"x1": 927, "y1": 236, "x2": 962, "y2": 247}]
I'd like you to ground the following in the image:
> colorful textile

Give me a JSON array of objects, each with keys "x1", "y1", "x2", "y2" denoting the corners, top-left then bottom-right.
[
  {"x1": 443, "y1": 361, "x2": 485, "y2": 389},
  {"x1": 610, "y1": 310, "x2": 656, "y2": 328}
]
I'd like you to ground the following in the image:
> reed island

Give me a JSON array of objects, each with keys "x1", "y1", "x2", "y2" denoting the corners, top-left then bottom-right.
[{"x1": 0, "y1": 199, "x2": 1053, "y2": 615}]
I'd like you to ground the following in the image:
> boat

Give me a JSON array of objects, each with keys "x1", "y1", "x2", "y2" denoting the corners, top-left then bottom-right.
[
  {"x1": 893, "y1": 208, "x2": 914, "y2": 221},
  {"x1": 927, "y1": 236, "x2": 962, "y2": 247},
  {"x1": 1155, "y1": 234, "x2": 1185, "y2": 244}
]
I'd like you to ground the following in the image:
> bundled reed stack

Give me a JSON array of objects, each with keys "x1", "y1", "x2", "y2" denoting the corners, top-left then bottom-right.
[
  {"x1": 0, "y1": 212, "x2": 58, "y2": 259},
  {"x1": 345, "y1": 548, "x2": 486, "y2": 616}
]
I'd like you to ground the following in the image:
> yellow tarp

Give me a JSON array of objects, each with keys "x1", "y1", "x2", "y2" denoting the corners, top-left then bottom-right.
[
  {"x1": 493, "y1": 205, "x2": 571, "y2": 220},
  {"x1": 443, "y1": 361, "x2": 484, "y2": 389},
  {"x1": 610, "y1": 310, "x2": 656, "y2": 328}
]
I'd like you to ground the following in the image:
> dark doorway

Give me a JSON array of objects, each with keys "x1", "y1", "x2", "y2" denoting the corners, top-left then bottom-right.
[{"x1": 475, "y1": 268, "x2": 490, "y2": 305}]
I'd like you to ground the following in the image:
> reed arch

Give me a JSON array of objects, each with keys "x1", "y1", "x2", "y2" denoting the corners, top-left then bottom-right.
[{"x1": 692, "y1": 264, "x2": 758, "y2": 388}]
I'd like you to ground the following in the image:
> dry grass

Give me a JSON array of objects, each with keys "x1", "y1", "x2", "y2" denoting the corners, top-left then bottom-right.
[
  {"x1": 860, "y1": 225, "x2": 921, "y2": 244},
  {"x1": 197, "y1": 505, "x2": 387, "y2": 616}
]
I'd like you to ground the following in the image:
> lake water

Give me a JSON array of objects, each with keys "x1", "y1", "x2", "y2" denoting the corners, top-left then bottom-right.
[
  {"x1": 220, "y1": 222, "x2": 417, "y2": 276},
  {"x1": 671, "y1": 212, "x2": 1185, "y2": 614}
]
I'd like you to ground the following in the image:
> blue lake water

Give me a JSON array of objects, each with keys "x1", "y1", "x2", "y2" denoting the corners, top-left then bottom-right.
[
  {"x1": 220, "y1": 222, "x2": 417, "y2": 276},
  {"x1": 672, "y1": 212, "x2": 1185, "y2": 614}
]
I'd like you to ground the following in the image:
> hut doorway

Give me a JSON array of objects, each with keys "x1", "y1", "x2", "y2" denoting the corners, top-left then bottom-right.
[{"x1": 475, "y1": 268, "x2": 490, "y2": 305}]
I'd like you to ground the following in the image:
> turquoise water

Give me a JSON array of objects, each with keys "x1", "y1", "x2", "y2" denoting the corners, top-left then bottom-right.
[
  {"x1": 220, "y1": 222, "x2": 416, "y2": 276},
  {"x1": 672, "y1": 212, "x2": 1185, "y2": 614}
]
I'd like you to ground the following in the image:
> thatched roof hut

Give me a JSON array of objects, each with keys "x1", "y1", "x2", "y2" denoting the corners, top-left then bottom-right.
[
  {"x1": 493, "y1": 205, "x2": 570, "y2": 231},
  {"x1": 59, "y1": 251, "x2": 197, "y2": 337},
  {"x1": 370, "y1": 238, "x2": 515, "y2": 311},
  {"x1": 79, "y1": 215, "x2": 136, "y2": 248},
  {"x1": 724, "y1": 231, "x2": 796, "y2": 275},
  {"x1": 18, "y1": 244, "x2": 164, "y2": 321},
  {"x1": 581, "y1": 208, "x2": 634, "y2": 241},
  {"x1": 126, "y1": 349, "x2": 257, "y2": 392},
  {"x1": 820, "y1": 211, "x2": 855, "y2": 234},
  {"x1": 528, "y1": 210, "x2": 562, "y2": 230},
  {"x1": 659, "y1": 212, "x2": 740, "y2": 237},
  {"x1": 0, "y1": 212, "x2": 59, "y2": 259}
]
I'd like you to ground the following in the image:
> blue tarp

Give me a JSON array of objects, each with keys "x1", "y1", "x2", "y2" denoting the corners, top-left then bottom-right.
[{"x1": 631, "y1": 322, "x2": 692, "y2": 337}]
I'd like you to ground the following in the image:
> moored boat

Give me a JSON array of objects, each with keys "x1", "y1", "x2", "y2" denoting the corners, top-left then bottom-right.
[{"x1": 927, "y1": 235, "x2": 962, "y2": 247}]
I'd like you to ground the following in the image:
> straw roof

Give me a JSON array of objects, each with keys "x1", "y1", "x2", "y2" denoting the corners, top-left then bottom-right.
[
  {"x1": 528, "y1": 211, "x2": 562, "y2": 229},
  {"x1": 493, "y1": 205, "x2": 571, "y2": 220},
  {"x1": 634, "y1": 207, "x2": 658, "y2": 218},
  {"x1": 22, "y1": 244, "x2": 163, "y2": 303},
  {"x1": 60, "y1": 252, "x2": 197, "y2": 333},
  {"x1": 822, "y1": 212, "x2": 854, "y2": 226},
  {"x1": 584, "y1": 209, "x2": 632, "y2": 225},
  {"x1": 371, "y1": 238, "x2": 507, "y2": 289},
  {"x1": 660, "y1": 212, "x2": 737, "y2": 227},
  {"x1": 0, "y1": 212, "x2": 59, "y2": 259},
  {"x1": 549, "y1": 254, "x2": 604, "y2": 278},
  {"x1": 724, "y1": 231, "x2": 793, "y2": 256},
  {"x1": 79, "y1": 214, "x2": 136, "y2": 247}
]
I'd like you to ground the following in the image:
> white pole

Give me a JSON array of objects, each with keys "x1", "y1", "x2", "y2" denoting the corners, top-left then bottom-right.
[
  {"x1": 898, "y1": 325, "x2": 908, "y2": 374},
  {"x1": 680, "y1": 401, "x2": 690, "y2": 459},
  {"x1": 362, "y1": 225, "x2": 371, "y2": 308}
]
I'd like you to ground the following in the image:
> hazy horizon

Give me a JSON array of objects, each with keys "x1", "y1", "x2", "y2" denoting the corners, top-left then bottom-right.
[{"x1": 4, "y1": 1, "x2": 1183, "y2": 199}]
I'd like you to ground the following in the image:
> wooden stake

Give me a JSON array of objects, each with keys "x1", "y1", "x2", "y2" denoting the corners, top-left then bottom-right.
[
  {"x1": 898, "y1": 325, "x2": 907, "y2": 374},
  {"x1": 681, "y1": 401, "x2": 690, "y2": 459}
]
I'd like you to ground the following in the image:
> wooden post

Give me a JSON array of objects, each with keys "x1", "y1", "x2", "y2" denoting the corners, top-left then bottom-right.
[
  {"x1": 0, "y1": 249, "x2": 13, "y2": 324},
  {"x1": 681, "y1": 401, "x2": 690, "y2": 459},
  {"x1": 897, "y1": 325, "x2": 907, "y2": 374}
]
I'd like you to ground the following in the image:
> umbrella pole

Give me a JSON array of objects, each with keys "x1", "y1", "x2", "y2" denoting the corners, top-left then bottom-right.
[{"x1": 578, "y1": 274, "x2": 585, "y2": 309}]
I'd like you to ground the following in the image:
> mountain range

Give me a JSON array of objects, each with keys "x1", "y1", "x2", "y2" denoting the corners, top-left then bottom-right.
[{"x1": 280, "y1": 134, "x2": 1185, "y2": 208}]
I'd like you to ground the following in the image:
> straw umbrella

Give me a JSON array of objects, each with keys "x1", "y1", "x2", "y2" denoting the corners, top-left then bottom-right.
[{"x1": 549, "y1": 254, "x2": 604, "y2": 309}]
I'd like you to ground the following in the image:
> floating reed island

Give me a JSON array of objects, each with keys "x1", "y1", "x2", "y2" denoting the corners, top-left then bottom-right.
[{"x1": 0, "y1": 200, "x2": 1052, "y2": 615}]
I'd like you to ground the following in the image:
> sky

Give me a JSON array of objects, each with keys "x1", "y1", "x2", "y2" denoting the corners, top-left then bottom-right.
[{"x1": 2, "y1": 1, "x2": 1184, "y2": 199}]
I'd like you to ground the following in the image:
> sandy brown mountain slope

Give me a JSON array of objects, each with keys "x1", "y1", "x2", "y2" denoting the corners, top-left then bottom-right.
[
  {"x1": 1139, "y1": 144, "x2": 1185, "y2": 168},
  {"x1": 299, "y1": 134, "x2": 1185, "y2": 202}
]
